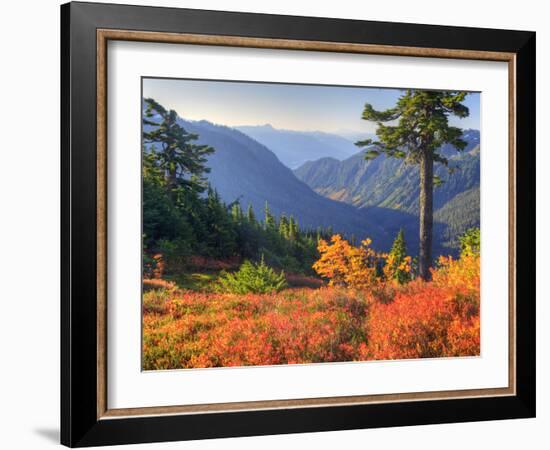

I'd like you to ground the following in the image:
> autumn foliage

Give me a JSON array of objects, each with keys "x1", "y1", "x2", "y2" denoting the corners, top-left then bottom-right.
[
  {"x1": 143, "y1": 241, "x2": 480, "y2": 369},
  {"x1": 366, "y1": 257, "x2": 480, "y2": 360},
  {"x1": 143, "y1": 287, "x2": 369, "y2": 369},
  {"x1": 312, "y1": 235, "x2": 381, "y2": 289}
]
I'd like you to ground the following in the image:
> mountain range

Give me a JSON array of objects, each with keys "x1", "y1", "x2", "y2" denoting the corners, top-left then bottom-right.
[
  {"x1": 145, "y1": 106, "x2": 480, "y2": 257},
  {"x1": 176, "y1": 119, "x2": 393, "y2": 246},
  {"x1": 294, "y1": 130, "x2": 480, "y2": 214},
  {"x1": 235, "y1": 124, "x2": 364, "y2": 169},
  {"x1": 294, "y1": 130, "x2": 480, "y2": 251}
]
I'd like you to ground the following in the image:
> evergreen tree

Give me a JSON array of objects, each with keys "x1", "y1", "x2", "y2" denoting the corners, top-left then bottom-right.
[
  {"x1": 316, "y1": 228, "x2": 322, "y2": 243},
  {"x1": 264, "y1": 201, "x2": 276, "y2": 230},
  {"x1": 246, "y1": 204, "x2": 256, "y2": 225},
  {"x1": 357, "y1": 90, "x2": 469, "y2": 280},
  {"x1": 384, "y1": 229, "x2": 412, "y2": 284},
  {"x1": 142, "y1": 145, "x2": 164, "y2": 186},
  {"x1": 278, "y1": 214, "x2": 289, "y2": 238},
  {"x1": 143, "y1": 98, "x2": 214, "y2": 198},
  {"x1": 288, "y1": 216, "x2": 298, "y2": 241},
  {"x1": 142, "y1": 176, "x2": 194, "y2": 245},
  {"x1": 204, "y1": 187, "x2": 237, "y2": 257},
  {"x1": 230, "y1": 202, "x2": 243, "y2": 224},
  {"x1": 141, "y1": 100, "x2": 321, "y2": 273}
]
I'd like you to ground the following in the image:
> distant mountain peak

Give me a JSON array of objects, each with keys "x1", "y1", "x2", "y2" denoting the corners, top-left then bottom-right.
[
  {"x1": 235, "y1": 124, "x2": 361, "y2": 169},
  {"x1": 238, "y1": 123, "x2": 275, "y2": 131}
]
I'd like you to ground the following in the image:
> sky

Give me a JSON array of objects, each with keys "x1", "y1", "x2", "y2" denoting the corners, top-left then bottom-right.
[{"x1": 143, "y1": 77, "x2": 480, "y2": 135}]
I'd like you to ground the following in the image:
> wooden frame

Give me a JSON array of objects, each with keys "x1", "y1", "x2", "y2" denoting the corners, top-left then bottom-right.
[{"x1": 62, "y1": 1, "x2": 535, "y2": 447}]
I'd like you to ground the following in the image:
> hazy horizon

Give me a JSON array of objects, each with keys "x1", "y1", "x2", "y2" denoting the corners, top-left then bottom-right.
[{"x1": 143, "y1": 78, "x2": 481, "y2": 135}]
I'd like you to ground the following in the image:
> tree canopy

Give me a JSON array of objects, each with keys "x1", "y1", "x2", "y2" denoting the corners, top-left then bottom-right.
[{"x1": 356, "y1": 90, "x2": 469, "y2": 167}]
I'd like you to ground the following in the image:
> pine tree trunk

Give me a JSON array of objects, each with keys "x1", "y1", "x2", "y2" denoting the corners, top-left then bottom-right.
[
  {"x1": 167, "y1": 169, "x2": 178, "y2": 200},
  {"x1": 418, "y1": 152, "x2": 433, "y2": 281}
]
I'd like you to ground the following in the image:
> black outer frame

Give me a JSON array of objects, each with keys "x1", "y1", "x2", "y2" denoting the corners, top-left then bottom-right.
[{"x1": 61, "y1": 1, "x2": 536, "y2": 447}]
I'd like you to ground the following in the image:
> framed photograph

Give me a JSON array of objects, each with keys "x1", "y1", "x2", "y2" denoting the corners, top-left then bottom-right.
[{"x1": 61, "y1": 1, "x2": 535, "y2": 447}]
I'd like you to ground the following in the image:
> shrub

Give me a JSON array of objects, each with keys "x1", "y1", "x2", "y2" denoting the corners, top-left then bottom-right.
[
  {"x1": 459, "y1": 227, "x2": 480, "y2": 257},
  {"x1": 217, "y1": 257, "x2": 287, "y2": 294},
  {"x1": 433, "y1": 253, "x2": 479, "y2": 292},
  {"x1": 142, "y1": 286, "x2": 370, "y2": 369},
  {"x1": 142, "y1": 288, "x2": 173, "y2": 314},
  {"x1": 313, "y1": 234, "x2": 381, "y2": 289},
  {"x1": 143, "y1": 239, "x2": 481, "y2": 369},
  {"x1": 365, "y1": 254, "x2": 480, "y2": 360}
]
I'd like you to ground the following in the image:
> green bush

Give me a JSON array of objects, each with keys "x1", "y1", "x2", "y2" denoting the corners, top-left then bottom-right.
[
  {"x1": 459, "y1": 227, "x2": 480, "y2": 257},
  {"x1": 217, "y1": 257, "x2": 287, "y2": 294}
]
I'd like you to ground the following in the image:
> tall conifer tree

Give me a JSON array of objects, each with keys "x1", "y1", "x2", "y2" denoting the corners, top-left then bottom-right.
[
  {"x1": 143, "y1": 98, "x2": 214, "y2": 199},
  {"x1": 357, "y1": 90, "x2": 469, "y2": 280}
]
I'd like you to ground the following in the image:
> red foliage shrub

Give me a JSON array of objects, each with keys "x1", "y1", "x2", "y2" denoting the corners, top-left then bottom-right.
[
  {"x1": 142, "y1": 254, "x2": 480, "y2": 369},
  {"x1": 363, "y1": 255, "x2": 480, "y2": 360},
  {"x1": 142, "y1": 287, "x2": 370, "y2": 369}
]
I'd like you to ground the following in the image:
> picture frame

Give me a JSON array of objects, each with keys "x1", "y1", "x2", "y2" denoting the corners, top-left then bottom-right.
[{"x1": 61, "y1": 1, "x2": 535, "y2": 447}]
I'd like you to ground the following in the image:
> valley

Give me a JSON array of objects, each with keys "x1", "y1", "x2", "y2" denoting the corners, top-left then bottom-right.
[{"x1": 171, "y1": 118, "x2": 480, "y2": 256}]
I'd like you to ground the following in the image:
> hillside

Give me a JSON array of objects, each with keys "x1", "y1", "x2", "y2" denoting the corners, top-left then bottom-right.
[
  {"x1": 172, "y1": 119, "x2": 395, "y2": 248},
  {"x1": 434, "y1": 186, "x2": 481, "y2": 249},
  {"x1": 235, "y1": 124, "x2": 359, "y2": 169},
  {"x1": 293, "y1": 131, "x2": 480, "y2": 254},
  {"x1": 294, "y1": 130, "x2": 480, "y2": 214}
]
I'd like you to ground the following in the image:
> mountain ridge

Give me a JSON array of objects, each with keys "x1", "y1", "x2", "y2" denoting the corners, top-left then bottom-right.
[
  {"x1": 235, "y1": 124, "x2": 361, "y2": 169},
  {"x1": 294, "y1": 130, "x2": 480, "y2": 215},
  {"x1": 172, "y1": 118, "x2": 397, "y2": 248},
  {"x1": 144, "y1": 102, "x2": 477, "y2": 257}
]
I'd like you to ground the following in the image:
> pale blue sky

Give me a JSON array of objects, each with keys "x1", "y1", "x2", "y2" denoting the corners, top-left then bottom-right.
[{"x1": 143, "y1": 78, "x2": 480, "y2": 134}]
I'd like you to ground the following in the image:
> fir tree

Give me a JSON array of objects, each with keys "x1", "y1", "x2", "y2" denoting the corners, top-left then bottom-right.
[
  {"x1": 246, "y1": 204, "x2": 256, "y2": 225},
  {"x1": 357, "y1": 90, "x2": 469, "y2": 280},
  {"x1": 384, "y1": 229, "x2": 412, "y2": 285},
  {"x1": 264, "y1": 201, "x2": 276, "y2": 230},
  {"x1": 143, "y1": 98, "x2": 214, "y2": 199},
  {"x1": 279, "y1": 214, "x2": 289, "y2": 238},
  {"x1": 230, "y1": 202, "x2": 243, "y2": 224},
  {"x1": 288, "y1": 216, "x2": 298, "y2": 241},
  {"x1": 204, "y1": 187, "x2": 237, "y2": 256}
]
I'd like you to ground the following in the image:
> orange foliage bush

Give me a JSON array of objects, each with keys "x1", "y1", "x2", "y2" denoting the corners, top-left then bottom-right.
[
  {"x1": 382, "y1": 253, "x2": 413, "y2": 285},
  {"x1": 433, "y1": 254, "x2": 480, "y2": 292},
  {"x1": 143, "y1": 251, "x2": 480, "y2": 369},
  {"x1": 313, "y1": 234, "x2": 381, "y2": 289}
]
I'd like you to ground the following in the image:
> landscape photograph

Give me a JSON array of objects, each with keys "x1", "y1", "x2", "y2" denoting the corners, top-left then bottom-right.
[{"x1": 141, "y1": 78, "x2": 481, "y2": 370}]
